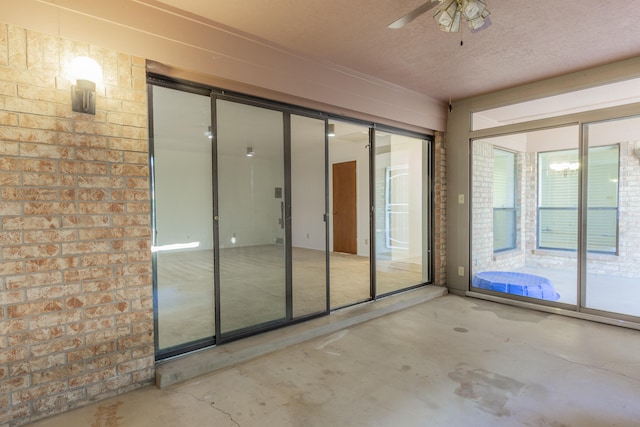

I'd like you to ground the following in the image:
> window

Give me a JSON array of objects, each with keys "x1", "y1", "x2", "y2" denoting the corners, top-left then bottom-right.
[
  {"x1": 538, "y1": 145, "x2": 619, "y2": 253},
  {"x1": 493, "y1": 149, "x2": 517, "y2": 252}
]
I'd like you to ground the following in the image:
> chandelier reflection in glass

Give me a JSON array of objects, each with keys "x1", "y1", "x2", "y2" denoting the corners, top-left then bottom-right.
[{"x1": 433, "y1": 0, "x2": 490, "y2": 33}]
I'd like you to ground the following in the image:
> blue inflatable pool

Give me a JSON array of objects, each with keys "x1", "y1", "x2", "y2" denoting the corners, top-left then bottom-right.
[{"x1": 472, "y1": 271, "x2": 560, "y2": 301}]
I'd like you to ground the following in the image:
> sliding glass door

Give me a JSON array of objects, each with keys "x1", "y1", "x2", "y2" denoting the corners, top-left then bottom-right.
[
  {"x1": 374, "y1": 131, "x2": 430, "y2": 295},
  {"x1": 328, "y1": 120, "x2": 372, "y2": 308},
  {"x1": 291, "y1": 115, "x2": 328, "y2": 317},
  {"x1": 471, "y1": 127, "x2": 579, "y2": 306},
  {"x1": 150, "y1": 79, "x2": 434, "y2": 358},
  {"x1": 216, "y1": 99, "x2": 287, "y2": 334},
  {"x1": 471, "y1": 116, "x2": 640, "y2": 320},
  {"x1": 152, "y1": 85, "x2": 216, "y2": 353},
  {"x1": 584, "y1": 116, "x2": 640, "y2": 317}
]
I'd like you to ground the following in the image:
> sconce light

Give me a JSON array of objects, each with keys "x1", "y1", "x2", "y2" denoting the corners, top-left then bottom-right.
[
  {"x1": 70, "y1": 56, "x2": 103, "y2": 115},
  {"x1": 246, "y1": 146, "x2": 255, "y2": 157},
  {"x1": 327, "y1": 123, "x2": 336, "y2": 137}
]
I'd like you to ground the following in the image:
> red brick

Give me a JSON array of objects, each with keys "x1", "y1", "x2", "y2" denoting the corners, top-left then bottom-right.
[
  {"x1": 24, "y1": 230, "x2": 78, "y2": 244},
  {"x1": 60, "y1": 160, "x2": 109, "y2": 175},
  {"x1": 62, "y1": 215, "x2": 111, "y2": 228},
  {"x1": 0, "y1": 261, "x2": 24, "y2": 275},
  {"x1": 123, "y1": 151, "x2": 148, "y2": 164},
  {"x1": 3, "y1": 244, "x2": 60, "y2": 259},
  {"x1": 111, "y1": 164, "x2": 148, "y2": 177},
  {"x1": 20, "y1": 142, "x2": 73, "y2": 158},
  {"x1": 61, "y1": 241, "x2": 111, "y2": 255},
  {"x1": 77, "y1": 176, "x2": 125, "y2": 189},
  {"x1": 8, "y1": 326, "x2": 65, "y2": 346},
  {"x1": 0, "y1": 171, "x2": 20, "y2": 185},
  {"x1": 0, "y1": 140, "x2": 20, "y2": 155},
  {"x1": 3, "y1": 216, "x2": 60, "y2": 230},
  {"x1": 24, "y1": 256, "x2": 78, "y2": 273},
  {"x1": 109, "y1": 136, "x2": 147, "y2": 151},
  {"x1": 69, "y1": 367, "x2": 116, "y2": 389},
  {"x1": 0, "y1": 157, "x2": 23, "y2": 171},
  {"x1": 20, "y1": 114, "x2": 73, "y2": 132},
  {"x1": 85, "y1": 302, "x2": 129, "y2": 319},
  {"x1": 0, "y1": 290, "x2": 25, "y2": 305},
  {"x1": 78, "y1": 228, "x2": 125, "y2": 240},
  {"x1": 24, "y1": 202, "x2": 76, "y2": 215},
  {"x1": 32, "y1": 389, "x2": 86, "y2": 415},
  {"x1": 26, "y1": 284, "x2": 81, "y2": 301},
  {"x1": 0, "y1": 201, "x2": 22, "y2": 215},
  {"x1": 114, "y1": 187, "x2": 149, "y2": 199},
  {"x1": 63, "y1": 266, "x2": 112, "y2": 282},
  {"x1": 7, "y1": 272, "x2": 63, "y2": 289},
  {"x1": 81, "y1": 253, "x2": 127, "y2": 267},
  {"x1": 12, "y1": 380, "x2": 68, "y2": 404},
  {"x1": 3, "y1": 187, "x2": 60, "y2": 200},
  {"x1": 0, "y1": 347, "x2": 28, "y2": 364},
  {"x1": 58, "y1": 133, "x2": 108, "y2": 148},
  {"x1": 78, "y1": 202, "x2": 125, "y2": 214},
  {"x1": 0, "y1": 232, "x2": 21, "y2": 245}
]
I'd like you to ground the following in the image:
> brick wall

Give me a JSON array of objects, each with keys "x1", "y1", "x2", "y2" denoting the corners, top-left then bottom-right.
[
  {"x1": 433, "y1": 131, "x2": 446, "y2": 286},
  {"x1": 0, "y1": 24, "x2": 153, "y2": 426},
  {"x1": 471, "y1": 140, "x2": 526, "y2": 274}
]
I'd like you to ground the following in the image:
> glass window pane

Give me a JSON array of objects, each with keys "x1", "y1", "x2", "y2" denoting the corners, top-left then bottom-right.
[
  {"x1": 538, "y1": 146, "x2": 618, "y2": 253},
  {"x1": 472, "y1": 127, "x2": 578, "y2": 305},
  {"x1": 217, "y1": 99, "x2": 286, "y2": 334},
  {"x1": 585, "y1": 116, "x2": 638, "y2": 317},
  {"x1": 152, "y1": 86, "x2": 215, "y2": 351},
  {"x1": 493, "y1": 149, "x2": 516, "y2": 252},
  {"x1": 329, "y1": 121, "x2": 371, "y2": 308},
  {"x1": 374, "y1": 131, "x2": 428, "y2": 295},
  {"x1": 291, "y1": 115, "x2": 327, "y2": 317}
]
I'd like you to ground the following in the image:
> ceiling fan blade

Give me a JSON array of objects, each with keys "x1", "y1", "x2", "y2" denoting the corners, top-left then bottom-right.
[{"x1": 388, "y1": 0, "x2": 441, "y2": 29}]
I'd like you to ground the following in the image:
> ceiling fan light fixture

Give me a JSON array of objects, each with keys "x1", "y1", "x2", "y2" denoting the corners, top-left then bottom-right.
[
  {"x1": 434, "y1": 0, "x2": 460, "y2": 32},
  {"x1": 468, "y1": 14, "x2": 490, "y2": 31},
  {"x1": 461, "y1": 0, "x2": 484, "y2": 20},
  {"x1": 433, "y1": 0, "x2": 490, "y2": 33}
]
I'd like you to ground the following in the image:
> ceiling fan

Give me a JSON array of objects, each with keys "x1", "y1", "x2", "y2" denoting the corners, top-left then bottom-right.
[{"x1": 388, "y1": 0, "x2": 491, "y2": 33}]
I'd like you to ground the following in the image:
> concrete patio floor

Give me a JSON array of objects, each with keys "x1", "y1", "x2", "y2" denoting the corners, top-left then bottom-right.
[{"x1": 26, "y1": 294, "x2": 640, "y2": 427}]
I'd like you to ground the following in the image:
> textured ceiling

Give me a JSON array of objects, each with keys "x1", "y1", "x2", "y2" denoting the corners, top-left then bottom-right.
[{"x1": 152, "y1": 0, "x2": 640, "y2": 102}]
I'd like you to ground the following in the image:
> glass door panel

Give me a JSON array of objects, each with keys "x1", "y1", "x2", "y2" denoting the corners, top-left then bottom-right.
[
  {"x1": 584, "y1": 116, "x2": 640, "y2": 317},
  {"x1": 216, "y1": 99, "x2": 286, "y2": 334},
  {"x1": 471, "y1": 127, "x2": 579, "y2": 305},
  {"x1": 152, "y1": 86, "x2": 215, "y2": 352},
  {"x1": 291, "y1": 115, "x2": 327, "y2": 317},
  {"x1": 328, "y1": 120, "x2": 371, "y2": 308},
  {"x1": 374, "y1": 132, "x2": 428, "y2": 295}
]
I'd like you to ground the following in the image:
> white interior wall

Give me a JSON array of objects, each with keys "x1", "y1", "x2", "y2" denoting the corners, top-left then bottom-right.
[
  {"x1": 154, "y1": 148, "x2": 214, "y2": 250},
  {"x1": 218, "y1": 153, "x2": 284, "y2": 249},
  {"x1": 291, "y1": 147, "x2": 326, "y2": 251}
]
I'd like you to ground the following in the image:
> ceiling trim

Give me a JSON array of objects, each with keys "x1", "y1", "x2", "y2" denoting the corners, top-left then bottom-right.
[
  {"x1": 455, "y1": 56, "x2": 640, "y2": 113},
  {"x1": 147, "y1": 60, "x2": 434, "y2": 136}
]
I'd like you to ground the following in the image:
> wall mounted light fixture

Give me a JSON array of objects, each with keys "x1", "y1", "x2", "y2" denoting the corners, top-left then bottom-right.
[
  {"x1": 70, "y1": 56, "x2": 103, "y2": 114},
  {"x1": 246, "y1": 146, "x2": 255, "y2": 157},
  {"x1": 328, "y1": 123, "x2": 336, "y2": 137}
]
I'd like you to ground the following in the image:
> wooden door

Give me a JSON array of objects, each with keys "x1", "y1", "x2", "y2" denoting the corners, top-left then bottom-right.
[{"x1": 332, "y1": 161, "x2": 357, "y2": 254}]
